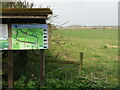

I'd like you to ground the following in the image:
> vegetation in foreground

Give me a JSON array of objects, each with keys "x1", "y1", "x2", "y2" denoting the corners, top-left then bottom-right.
[{"x1": 2, "y1": 28, "x2": 118, "y2": 88}]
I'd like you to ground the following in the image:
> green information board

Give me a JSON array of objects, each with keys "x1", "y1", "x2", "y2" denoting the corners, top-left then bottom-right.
[
  {"x1": 0, "y1": 24, "x2": 8, "y2": 50},
  {"x1": 0, "y1": 24, "x2": 48, "y2": 50},
  {"x1": 12, "y1": 24, "x2": 48, "y2": 50}
]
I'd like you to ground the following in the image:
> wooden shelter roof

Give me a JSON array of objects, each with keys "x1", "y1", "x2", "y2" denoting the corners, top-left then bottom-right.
[
  {"x1": 0, "y1": 8, "x2": 52, "y2": 24},
  {"x1": 1, "y1": 8, "x2": 52, "y2": 16}
]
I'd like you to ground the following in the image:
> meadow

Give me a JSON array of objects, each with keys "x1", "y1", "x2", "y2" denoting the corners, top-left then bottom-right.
[{"x1": 48, "y1": 27, "x2": 118, "y2": 88}]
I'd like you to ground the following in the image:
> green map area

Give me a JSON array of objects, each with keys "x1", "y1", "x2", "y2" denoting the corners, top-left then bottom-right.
[
  {"x1": 0, "y1": 39, "x2": 8, "y2": 50},
  {"x1": 12, "y1": 28, "x2": 44, "y2": 49}
]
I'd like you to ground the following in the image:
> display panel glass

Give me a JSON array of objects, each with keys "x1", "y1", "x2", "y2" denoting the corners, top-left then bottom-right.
[
  {"x1": 0, "y1": 24, "x2": 8, "y2": 50},
  {"x1": 12, "y1": 24, "x2": 48, "y2": 50}
]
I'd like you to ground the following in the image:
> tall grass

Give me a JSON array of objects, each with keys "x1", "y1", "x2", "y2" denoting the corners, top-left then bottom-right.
[{"x1": 50, "y1": 28, "x2": 118, "y2": 88}]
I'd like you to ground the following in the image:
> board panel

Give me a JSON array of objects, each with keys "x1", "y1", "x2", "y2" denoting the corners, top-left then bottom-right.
[
  {"x1": 0, "y1": 24, "x2": 48, "y2": 50},
  {"x1": 0, "y1": 24, "x2": 8, "y2": 50},
  {"x1": 12, "y1": 24, "x2": 48, "y2": 50}
]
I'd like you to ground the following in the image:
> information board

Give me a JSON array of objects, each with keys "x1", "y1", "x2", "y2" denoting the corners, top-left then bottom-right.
[
  {"x1": 12, "y1": 24, "x2": 48, "y2": 49},
  {"x1": 0, "y1": 24, "x2": 8, "y2": 50},
  {"x1": 0, "y1": 24, "x2": 48, "y2": 50}
]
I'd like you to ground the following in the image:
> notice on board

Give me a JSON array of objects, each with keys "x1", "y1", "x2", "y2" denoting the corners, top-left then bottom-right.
[
  {"x1": 0, "y1": 24, "x2": 48, "y2": 50},
  {"x1": 12, "y1": 24, "x2": 48, "y2": 50}
]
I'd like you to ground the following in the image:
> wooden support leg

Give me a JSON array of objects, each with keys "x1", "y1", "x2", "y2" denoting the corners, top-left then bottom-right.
[
  {"x1": 40, "y1": 49, "x2": 45, "y2": 87},
  {"x1": 8, "y1": 50, "x2": 13, "y2": 89},
  {"x1": 0, "y1": 50, "x2": 2, "y2": 89},
  {"x1": 8, "y1": 23, "x2": 13, "y2": 89}
]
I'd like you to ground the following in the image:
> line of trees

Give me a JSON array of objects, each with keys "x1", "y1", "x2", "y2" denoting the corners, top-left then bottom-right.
[{"x1": 1, "y1": 0, "x2": 35, "y2": 8}]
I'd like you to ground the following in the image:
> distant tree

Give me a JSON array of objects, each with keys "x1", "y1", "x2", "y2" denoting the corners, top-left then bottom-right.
[
  {"x1": 1, "y1": 0, "x2": 35, "y2": 8},
  {"x1": 102, "y1": 26, "x2": 107, "y2": 30}
]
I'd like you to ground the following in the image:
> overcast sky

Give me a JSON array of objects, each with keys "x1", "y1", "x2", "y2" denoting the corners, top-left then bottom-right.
[{"x1": 25, "y1": 0, "x2": 118, "y2": 26}]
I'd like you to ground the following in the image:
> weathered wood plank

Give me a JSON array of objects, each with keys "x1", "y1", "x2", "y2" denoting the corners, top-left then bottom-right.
[
  {"x1": 46, "y1": 60, "x2": 81, "y2": 65},
  {"x1": 40, "y1": 49, "x2": 45, "y2": 87},
  {"x1": 28, "y1": 57, "x2": 81, "y2": 65},
  {"x1": 48, "y1": 24, "x2": 52, "y2": 48},
  {"x1": 8, "y1": 50, "x2": 13, "y2": 88},
  {"x1": 0, "y1": 50, "x2": 2, "y2": 90},
  {"x1": 8, "y1": 24, "x2": 13, "y2": 88},
  {"x1": 0, "y1": 16, "x2": 47, "y2": 19},
  {"x1": 8, "y1": 24, "x2": 12, "y2": 50}
]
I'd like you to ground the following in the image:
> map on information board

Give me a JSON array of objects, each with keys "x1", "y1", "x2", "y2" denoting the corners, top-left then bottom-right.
[{"x1": 12, "y1": 24, "x2": 48, "y2": 50}]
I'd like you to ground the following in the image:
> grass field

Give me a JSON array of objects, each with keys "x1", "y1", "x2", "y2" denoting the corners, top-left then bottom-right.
[
  {"x1": 2, "y1": 27, "x2": 118, "y2": 88},
  {"x1": 48, "y1": 27, "x2": 118, "y2": 88}
]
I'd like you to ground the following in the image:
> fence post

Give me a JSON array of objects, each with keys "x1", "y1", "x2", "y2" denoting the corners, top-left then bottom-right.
[{"x1": 79, "y1": 52, "x2": 83, "y2": 74}]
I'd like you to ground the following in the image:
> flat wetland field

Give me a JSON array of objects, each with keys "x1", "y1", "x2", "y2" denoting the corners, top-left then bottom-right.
[{"x1": 50, "y1": 27, "x2": 118, "y2": 87}]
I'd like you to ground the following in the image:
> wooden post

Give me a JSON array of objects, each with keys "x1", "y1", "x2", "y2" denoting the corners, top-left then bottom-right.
[
  {"x1": 79, "y1": 52, "x2": 83, "y2": 74},
  {"x1": 8, "y1": 51, "x2": 13, "y2": 89},
  {"x1": 8, "y1": 24, "x2": 13, "y2": 88},
  {"x1": 40, "y1": 49, "x2": 45, "y2": 87},
  {"x1": 8, "y1": 24, "x2": 12, "y2": 50},
  {"x1": 48, "y1": 24, "x2": 52, "y2": 48},
  {"x1": 0, "y1": 50, "x2": 2, "y2": 89}
]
